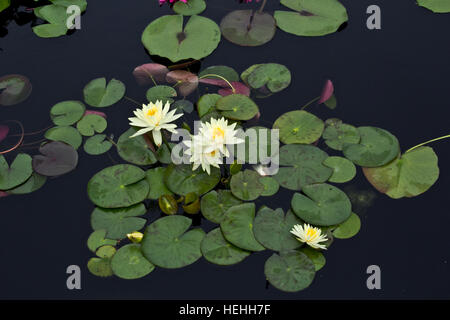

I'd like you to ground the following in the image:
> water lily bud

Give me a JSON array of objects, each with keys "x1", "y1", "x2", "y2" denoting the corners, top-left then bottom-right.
[{"x1": 127, "y1": 231, "x2": 144, "y2": 243}]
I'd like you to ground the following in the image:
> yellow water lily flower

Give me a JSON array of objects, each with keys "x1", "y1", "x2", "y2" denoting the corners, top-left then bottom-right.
[
  {"x1": 184, "y1": 134, "x2": 222, "y2": 175},
  {"x1": 128, "y1": 100, "x2": 183, "y2": 146},
  {"x1": 127, "y1": 231, "x2": 144, "y2": 243},
  {"x1": 198, "y1": 117, "x2": 243, "y2": 157},
  {"x1": 290, "y1": 223, "x2": 328, "y2": 250}
]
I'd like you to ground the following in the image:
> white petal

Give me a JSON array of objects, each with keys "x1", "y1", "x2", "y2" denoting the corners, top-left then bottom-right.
[{"x1": 152, "y1": 129, "x2": 162, "y2": 147}]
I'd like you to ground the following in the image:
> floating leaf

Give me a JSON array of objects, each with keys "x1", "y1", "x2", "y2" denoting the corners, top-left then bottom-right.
[
  {"x1": 235, "y1": 126, "x2": 275, "y2": 164},
  {"x1": 0, "y1": 0, "x2": 10, "y2": 12},
  {"x1": 343, "y1": 126, "x2": 400, "y2": 167},
  {"x1": 50, "y1": 101, "x2": 85, "y2": 126},
  {"x1": 87, "y1": 257, "x2": 113, "y2": 277},
  {"x1": 323, "y1": 156, "x2": 356, "y2": 183},
  {"x1": 274, "y1": 0, "x2": 348, "y2": 36},
  {"x1": 273, "y1": 110, "x2": 324, "y2": 144},
  {"x1": 111, "y1": 244, "x2": 155, "y2": 280},
  {"x1": 166, "y1": 71, "x2": 199, "y2": 97},
  {"x1": 291, "y1": 183, "x2": 352, "y2": 226},
  {"x1": 220, "y1": 203, "x2": 265, "y2": 252},
  {"x1": 8, "y1": 172, "x2": 46, "y2": 195},
  {"x1": 173, "y1": 100, "x2": 194, "y2": 114},
  {"x1": 76, "y1": 114, "x2": 107, "y2": 136},
  {"x1": 133, "y1": 63, "x2": 170, "y2": 85},
  {"x1": 246, "y1": 63, "x2": 291, "y2": 93},
  {"x1": 0, "y1": 74, "x2": 32, "y2": 106},
  {"x1": 0, "y1": 154, "x2": 32, "y2": 190},
  {"x1": 299, "y1": 247, "x2": 326, "y2": 271},
  {"x1": 274, "y1": 144, "x2": 332, "y2": 191},
  {"x1": 32, "y1": 141, "x2": 78, "y2": 176},
  {"x1": 159, "y1": 194, "x2": 178, "y2": 215},
  {"x1": 253, "y1": 207, "x2": 303, "y2": 252},
  {"x1": 117, "y1": 128, "x2": 157, "y2": 165},
  {"x1": 218, "y1": 82, "x2": 250, "y2": 97},
  {"x1": 87, "y1": 230, "x2": 117, "y2": 252},
  {"x1": 83, "y1": 78, "x2": 125, "y2": 108},
  {"x1": 259, "y1": 176, "x2": 280, "y2": 196},
  {"x1": 332, "y1": 213, "x2": 361, "y2": 239},
  {"x1": 200, "y1": 190, "x2": 242, "y2": 223},
  {"x1": 83, "y1": 134, "x2": 113, "y2": 155},
  {"x1": 87, "y1": 164, "x2": 149, "y2": 209},
  {"x1": 96, "y1": 245, "x2": 116, "y2": 259},
  {"x1": 146, "y1": 167, "x2": 173, "y2": 200},
  {"x1": 201, "y1": 228, "x2": 250, "y2": 266},
  {"x1": 363, "y1": 146, "x2": 439, "y2": 199},
  {"x1": 230, "y1": 169, "x2": 265, "y2": 201},
  {"x1": 141, "y1": 215, "x2": 205, "y2": 269},
  {"x1": 32, "y1": 23, "x2": 67, "y2": 38},
  {"x1": 146, "y1": 85, "x2": 177, "y2": 104},
  {"x1": 216, "y1": 94, "x2": 259, "y2": 120},
  {"x1": 142, "y1": 15, "x2": 221, "y2": 62},
  {"x1": 91, "y1": 203, "x2": 147, "y2": 240},
  {"x1": 199, "y1": 66, "x2": 239, "y2": 82},
  {"x1": 322, "y1": 121, "x2": 360, "y2": 151},
  {"x1": 164, "y1": 164, "x2": 220, "y2": 196},
  {"x1": 45, "y1": 126, "x2": 82, "y2": 149},
  {"x1": 417, "y1": 0, "x2": 450, "y2": 13},
  {"x1": 197, "y1": 94, "x2": 221, "y2": 118},
  {"x1": 264, "y1": 251, "x2": 315, "y2": 292},
  {"x1": 173, "y1": 0, "x2": 206, "y2": 16},
  {"x1": 220, "y1": 10, "x2": 276, "y2": 46}
]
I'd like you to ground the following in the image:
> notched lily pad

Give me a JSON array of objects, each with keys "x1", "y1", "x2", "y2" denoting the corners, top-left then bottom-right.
[
  {"x1": 0, "y1": 74, "x2": 32, "y2": 106},
  {"x1": 164, "y1": 164, "x2": 220, "y2": 196},
  {"x1": 200, "y1": 190, "x2": 243, "y2": 223},
  {"x1": 146, "y1": 167, "x2": 173, "y2": 200},
  {"x1": 173, "y1": 0, "x2": 206, "y2": 16},
  {"x1": 111, "y1": 244, "x2": 155, "y2": 279},
  {"x1": 146, "y1": 85, "x2": 177, "y2": 104},
  {"x1": 201, "y1": 228, "x2": 250, "y2": 266},
  {"x1": 417, "y1": 0, "x2": 450, "y2": 13},
  {"x1": 230, "y1": 169, "x2": 265, "y2": 201},
  {"x1": 32, "y1": 141, "x2": 78, "y2": 177},
  {"x1": 273, "y1": 110, "x2": 324, "y2": 144},
  {"x1": 332, "y1": 212, "x2": 361, "y2": 239},
  {"x1": 87, "y1": 229, "x2": 117, "y2": 252},
  {"x1": 45, "y1": 126, "x2": 82, "y2": 149},
  {"x1": 323, "y1": 156, "x2": 356, "y2": 183},
  {"x1": 216, "y1": 94, "x2": 259, "y2": 121},
  {"x1": 117, "y1": 128, "x2": 157, "y2": 165},
  {"x1": 0, "y1": 153, "x2": 33, "y2": 190},
  {"x1": 322, "y1": 121, "x2": 360, "y2": 151},
  {"x1": 50, "y1": 100, "x2": 85, "y2": 126},
  {"x1": 83, "y1": 78, "x2": 125, "y2": 107},
  {"x1": 76, "y1": 114, "x2": 107, "y2": 136},
  {"x1": 8, "y1": 172, "x2": 46, "y2": 195},
  {"x1": 83, "y1": 134, "x2": 113, "y2": 155},
  {"x1": 246, "y1": 63, "x2": 291, "y2": 93}
]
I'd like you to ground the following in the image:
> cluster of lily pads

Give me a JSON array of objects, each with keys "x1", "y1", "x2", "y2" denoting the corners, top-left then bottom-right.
[{"x1": 80, "y1": 60, "x2": 443, "y2": 292}]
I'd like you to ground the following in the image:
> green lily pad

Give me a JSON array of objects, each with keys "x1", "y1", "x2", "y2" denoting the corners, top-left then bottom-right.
[
  {"x1": 76, "y1": 114, "x2": 107, "y2": 136},
  {"x1": 96, "y1": 245, "x2": 116, "y2": 259},
  {"x1": 32, "y1": 141, "x2": 78, "y2": 176},
  {"x1": 200, "y1": 190, "x2": 243, "y2": 223},
  {"x1": 83, "y1": 134, "x2": 113, "y2": 155},
  {"x1": 417, "y1": 0, "x2": 450, "y2": 13},
  {"x1": 146, "y1": 85, "x2": 177, "y2": 104},
  {"x1": 235, "y1": 126, "x2": 275, "y2": 164},
  {"x1": 0, "y1": 0, "x2": 10, "y2": 13},
  {"x1": 8, "y1": 172, "x2": 46, "y2": 195},
  {"x1": 142, "y1": 15, "x2": 221, "y2": 63},
  {"x1": 32, "y1": 23, "x2": 67, "y2": 38},
  {"x1": 173, "y1": 100, "x2": 193, "y2": 113},
  {"x1": 0, "y1": 74, "x2": 32, "y2": 106},
  {"x1": 332, "y1": 213, "x2": 361, "y2": 239},
  {"x1": 323, "y1": 156, "x2": 356, "y2": 183},
  {"x1": 253, "y1": 207, "x2": 303, "y2": 252},
  {"x1": 363, "y1": 146, "x2": 439, "y2": 199},
  {"x1": 246, "y1": 63, "x2": 291, "y2": 93},
  {"x1": 322, "y1": 121, "x2": 360, "y2": 151},
  {"x1": 117, "y1": 128, "x2": 157, "y2": 165},
  {"x1": 216, "y1": 94, "x2": 259, "y2": 121},
  {"x1": 145, "y1": 167, "x2": 173, "y2": 200},
  {"x1": 299, "y1": 247, "x2": 326, "y2": 271},
  {"x1": 164, "y1": 164, "x2": 220, "y2": 196},
  {"x1": 111, "y1": 244, "x2": 155, "y2": 279},
  {"x1": 87, "y1": 257, "x2": 113, "y2": 277},
  {"x1": 343, "y1": 126, "x2": 400, "y2": 167},
  {"x1": 45, "y1": 126, "x2": 82, "y2": 149},
  {"x1": 264, "y1": 251, "x2": 315, "y2": 292},
  {"x1": 201, "y1": 228, "x2": 250, "y2": 266},
  {"x1": 87, "y1": 164, "x2": 149, "y2": 208},
  {"x1": 141, "y1": 215, "x2": 205, "y2": 269},
  {"x1": 230, "y1": 169, "x2": 265, "y2": 201},
  {"x1": 83, "y1": 78, "x2": 125, "y2": 107},
  {"x1": 220, "y1": 10, "x2": 276, "y2": 47},
  {"x1": 0, "y1": 154, "x2": 33, "y2": 190},
  {"x1": 197, "y1": 94, "x2": 221, "y2": 118},
  {"x1": 274, "y1": 144, "x2": 333, "y2": 191},
  {"x1": 173, "y1": 0, "x2": 206, "y2": 15},
  {"x1": 199, "y1": 66, "x2": 239, "y2": 82},
  {"x1": 259, "y1": 176, "x2": 280, "y2": 196},
  {"x1": 274, "y1": 0, "x2": 348, "y2": 37},
  {"x1": 87, "y1": 229, "x2": 117, "y2": 252},
  {"x1": 220, "y1": 203, "x2": 265, "y2": 252},
  {"x1": 273, "y1": 110, "x2": 324, "y2": 144},
  {"x1": 156, "y1": 143, "x2": 175, "y2": 164},
  {"x1": 291, "y1": 183, "x2": 352, "y2": 226},
  {"x1": 91, "y1": 203, "x2": 147, "y2": 240},
  {"x1": 50, "y1": 101, "x2": 85, "y2": 126}
]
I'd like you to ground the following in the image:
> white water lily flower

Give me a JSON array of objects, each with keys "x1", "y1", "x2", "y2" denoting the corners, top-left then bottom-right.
[
  {"x1": 184, "y1": 134, "x2": 222, "y2": 175},
  {"x1": 128, "y1": 100, "x2": 183, "y2": 146},
  {"x1": 290, "y1": 223, "x2": 328, "y2": 250},
  {"x1": 198, "y1": 117, "x2": 243, "y2": 157}
]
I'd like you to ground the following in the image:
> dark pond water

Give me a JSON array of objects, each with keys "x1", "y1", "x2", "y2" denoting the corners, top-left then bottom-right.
[{"x1": 1, "y1": 0, "x2": 450, "y2": 299}]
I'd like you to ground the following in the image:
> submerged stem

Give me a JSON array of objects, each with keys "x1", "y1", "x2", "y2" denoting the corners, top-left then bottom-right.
[
  {"x1": 258, "y1": 0, "x2": 268, "y2": 14},
  {"x1": 300, "y1": 96, "x2": 320, "y2": 111},
  {"x1": 405, "y1": 134, "x2": 450, "y2": 153},
  {"x1": 199, "y1": 74, "x2": 236, "y2": 93},
  {"x1": 124, "y1": 96, "x2": 142, "y2": 106}
]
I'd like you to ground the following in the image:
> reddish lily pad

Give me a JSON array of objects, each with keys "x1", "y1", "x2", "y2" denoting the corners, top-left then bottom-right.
[
  {"x1": 32, "y1": 141, "x2": 78, "y2": 177},
  {"x1": 0, "y1": 75, "x2": 32, "y2": 106},
  {"x1": 133, "y1": 63, "x2": 170, "y2": 85}
]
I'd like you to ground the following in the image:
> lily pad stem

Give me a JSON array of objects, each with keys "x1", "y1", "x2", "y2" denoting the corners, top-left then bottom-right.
[
  {"x1": 405, "y1": 134, "x2": 450, "y2": 153},
  {"x1": 300, "y1": 96, "x2": 320, "y2": 110},
  {"x1": 258, "y1": 0, "x2": 268, "y2": 14},
  {"x1": 199, "y1": 74, "x2": 236, "y2": 93},
  {"x1": 124, "y1": 96, "x2": 142, "y2": 106},
  {"x1": 162, "y1": 131, "x2": 173, "y2": 153}
]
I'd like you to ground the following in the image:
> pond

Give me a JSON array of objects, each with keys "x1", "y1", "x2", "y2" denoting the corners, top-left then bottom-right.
[{"x1": 0, "y1": 0, "x2": 449, "y2": 299}]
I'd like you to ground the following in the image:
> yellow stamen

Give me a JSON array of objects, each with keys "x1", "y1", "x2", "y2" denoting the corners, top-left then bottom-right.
[
  {"x1": 212, "y1": 127, "x2": 224, "y2": 139},
  {"x1": 147, "y1": 107, "x2": 157, "y2": 117}
]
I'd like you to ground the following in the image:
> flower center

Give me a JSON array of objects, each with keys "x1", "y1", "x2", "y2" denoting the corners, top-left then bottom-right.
[
  {"x1": 210, "y1": 150, "x2": 216, "y2": 156},
  {"x1": 306, "y1": 228, "x2": 318, "y2": 240},
  {"x1": 212, "y1": 127, "x2": 224, "y2": 140},
  {"x1": 147, "y1": 107, "x2": 158, "y2": 117}
]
